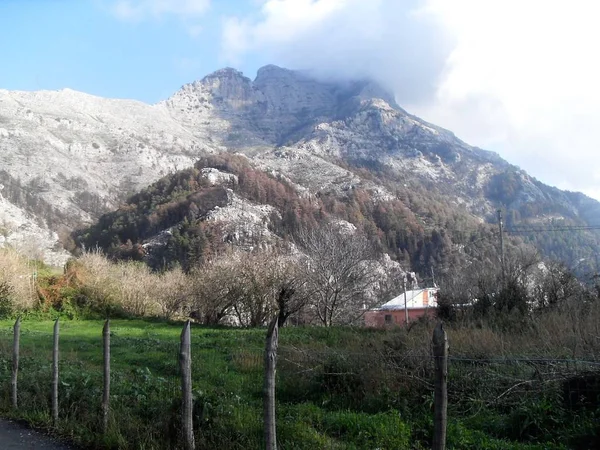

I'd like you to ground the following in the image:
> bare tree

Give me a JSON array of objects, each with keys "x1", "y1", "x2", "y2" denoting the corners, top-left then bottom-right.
[
  {"x1": 230, "y1": 250, "x2": 310, "y2": 327},
  {"x1": 189, "y1": 248, "x2": 310, "y2": 327},
  {"x1": 276, "y1": 277, "x2": 310, "y2": 328},
  {"x1": 532, "y1": 260, "x2": 584, "y2": 311},
  {"x1": 264, "y1": 253, "x2": 311, "y2": 327},
  {"x1": 437, "y1": 247, "x2": 543, "y2": 323},
  {"x1": 230, "y1": 251, "x2": 278, "y2": 327},
  {"x1": 155, "y1": 268, "x2": 191, "y2": 319},
  {"x1": 294, "y1": 222, "x2": 377, "y2": 326},
  {"x1": 189, "y1": 256, "x2": 240, "y2": 325}
]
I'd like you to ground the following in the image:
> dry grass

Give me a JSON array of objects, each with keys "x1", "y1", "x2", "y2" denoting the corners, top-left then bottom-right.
[
  {"x1": 533, "y1": 300, "x2": 600, "y2": 359},
  {"x1": 154, "y1": 267, "x2": 192, "y2": 318},
  {"x1": 0, "y1": 248, "x2": 38, "y2": 310},
  {"x1": 75, "y1": 251, "x2": 193, "y2": 318},
  {"x1": 395, "y1": 300, "x2": 600, "y2": 361}
]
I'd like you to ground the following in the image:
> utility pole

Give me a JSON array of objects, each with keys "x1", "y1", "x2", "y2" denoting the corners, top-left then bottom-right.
[
  {"x1": 403, "y1": 276, "x2": 409, "y2": 326},
  {"x1": 431, "y1": 266, "x2": 436, "y2": 288},
  {"x1": 497, "y1": 209, "x2": 506, "y2": 284}
]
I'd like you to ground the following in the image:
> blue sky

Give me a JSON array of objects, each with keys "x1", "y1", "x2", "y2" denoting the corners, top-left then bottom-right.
[
  {"x1": 0, "y1": 0, "x2": 261, "y2": 103},
  {"x1": 1, "y1": 0, "x2": 599, "y2": 199}
]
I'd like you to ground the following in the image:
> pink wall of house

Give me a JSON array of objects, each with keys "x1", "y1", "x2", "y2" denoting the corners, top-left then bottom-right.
[{"x1": 364, "y1": 307, "x2": 436, "y2": 328}]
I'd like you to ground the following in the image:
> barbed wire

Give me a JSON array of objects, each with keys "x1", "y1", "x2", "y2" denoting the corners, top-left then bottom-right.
[{"x1": 2, "y1": 328, "x2": 599, "y2": 367}]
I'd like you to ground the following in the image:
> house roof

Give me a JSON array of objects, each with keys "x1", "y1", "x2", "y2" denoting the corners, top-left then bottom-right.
[{"x1": 373, "y1": 288, "x2": 439, "y2": 311}]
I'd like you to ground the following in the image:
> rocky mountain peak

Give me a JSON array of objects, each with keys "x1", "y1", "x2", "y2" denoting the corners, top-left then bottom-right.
[
  {"x1": 197, "y1": 67, "x2": 255, "y2": 110},
  {"x1": 168, "y1": 66, "x2": 403, "y2": 131},
  {"x1": 4, "y1": 63, "x2": 600, "y2": 270},
  {"x1": 203, "y1": 67, "x2": 248, "y2": 80},
  {"x1": 254, "y1": 64, "x2": 299, "y2": 82}
]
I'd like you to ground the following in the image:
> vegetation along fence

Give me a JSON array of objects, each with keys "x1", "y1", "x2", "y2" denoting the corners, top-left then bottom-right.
[{"x1": 0, "y1": 319, "x2": 599, "y2": 449}]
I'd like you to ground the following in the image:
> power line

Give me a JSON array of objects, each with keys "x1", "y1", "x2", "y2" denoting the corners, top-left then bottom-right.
[{"x1": 506, "y1": 225, "x2": 600, "y2": 234}]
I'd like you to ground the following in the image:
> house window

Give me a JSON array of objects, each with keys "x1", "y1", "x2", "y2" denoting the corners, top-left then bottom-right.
[{"x1": 384, "y1": 314, "x2": 393, "y2": 324}]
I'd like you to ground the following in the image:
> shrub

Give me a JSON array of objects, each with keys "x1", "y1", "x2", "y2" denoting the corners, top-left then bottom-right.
[
  {"x1": 69, "y1": 251, "x2": 194, "y2": 319},
  {"x1": 0, "y1": 280, "x2": 14, "y2": 318}
]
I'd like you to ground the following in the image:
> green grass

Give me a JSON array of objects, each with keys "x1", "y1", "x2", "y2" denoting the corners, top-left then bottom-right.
[{"x1": 0, "y1": 319, "x2": 595, "y2": 449}]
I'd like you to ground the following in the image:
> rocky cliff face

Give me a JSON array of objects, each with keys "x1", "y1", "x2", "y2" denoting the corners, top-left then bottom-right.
[
  {"x1": 0, "y1": 88, "x2": 214, "y2": 263},
  {"x1": 1, "y1": 65, "x2": 598, "y2": 266}
]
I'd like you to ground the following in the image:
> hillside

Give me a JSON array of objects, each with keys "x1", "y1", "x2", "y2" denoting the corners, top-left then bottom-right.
[
  {"x1": 1, "y1": 65, "x2": 600, "y2": 273},
  {"x1": 74, "y1": 153, "x2": 516, "y2": 288}
]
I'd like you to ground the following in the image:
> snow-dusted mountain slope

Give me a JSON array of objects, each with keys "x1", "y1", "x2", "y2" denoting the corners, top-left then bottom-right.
[
  {"x1": 0, "y1": 88, "x2": 217, "y2": 263},
  {"x1": 1, "y1": 65, "x2": 599, "y2": 266}
]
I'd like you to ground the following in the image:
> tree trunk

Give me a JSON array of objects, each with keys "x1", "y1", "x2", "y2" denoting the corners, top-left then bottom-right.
[{"x1": 277, "y1": 286, "x2": 294, "y2": 328}]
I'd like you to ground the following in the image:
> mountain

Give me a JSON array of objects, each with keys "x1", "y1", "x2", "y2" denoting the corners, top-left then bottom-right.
[{"x1": 2, "y1": 65, "x2": 600, "y2": 274}]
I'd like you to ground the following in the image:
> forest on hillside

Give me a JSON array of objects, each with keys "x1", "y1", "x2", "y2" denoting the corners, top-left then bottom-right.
[
  {"x1": 74, "y1": 153, "x2": 519, "y2": 279},
  {"x1": 73, "y1": 151, "x2": 600, "y2": 286}
]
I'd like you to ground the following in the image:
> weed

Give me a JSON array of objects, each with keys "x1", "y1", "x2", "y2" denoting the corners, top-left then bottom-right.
[{"x1": 0, "y1": 319, "x2": 596, "y2": 449}]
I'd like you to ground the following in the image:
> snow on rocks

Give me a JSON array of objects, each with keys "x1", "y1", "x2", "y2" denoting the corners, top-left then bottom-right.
[
  {"x1": 201, "y1": 168, "x2": 238, "y2": 186},
  {"x1": 206, "y1": 192, "x2": 278, "y2": 250}
]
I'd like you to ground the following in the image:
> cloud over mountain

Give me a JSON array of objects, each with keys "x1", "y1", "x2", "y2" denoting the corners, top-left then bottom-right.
[
  {"x1": 221, "y1": 0, "x2": 450, "y2": 105},
  {"x1": 221, "y1": 0, "x2": 600, "y2": 200}
]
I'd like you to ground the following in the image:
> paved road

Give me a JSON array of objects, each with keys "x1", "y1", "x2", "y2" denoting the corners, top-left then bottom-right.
[{"x1": 0, "y1": 419, "x2": 75, "y2": 449}]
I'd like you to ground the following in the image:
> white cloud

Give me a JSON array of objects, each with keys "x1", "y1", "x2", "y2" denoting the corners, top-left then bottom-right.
[
  {"x1": 417, "y1": 0, "x2": 600, "y2": 199},
  {"x1": 220, "y1": 0, "x2": 600, "y2": 200},
  {"x1": 110, "y1": 0, "x2": 210, "y2": 22},
  {"x1": 221, "y1": 0, "x2": 450, "y2": 104},
  {"x1": 221, "y1": 0, "x2": 346, "y2": 65}
]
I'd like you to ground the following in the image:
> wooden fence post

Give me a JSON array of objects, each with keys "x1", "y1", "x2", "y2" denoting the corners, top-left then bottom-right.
[
  {"x1": 52, "y1": 318, "x2": 59, "y2": 423},
  {"x1": 264, "y1": 317, "x2": 279, "y2": 450},
  {"x1": 179, "y1": 320, "x2": 195, "y2": 450},
  {"x1": 432, "y1": 322, "x2": 448, "y2": 450},
  {"x1": 11, "y1": 317, "x2": 20, "y2": 409},
  {"x1": 102, "y1": 319, "x2": 110, "y2": 433}
]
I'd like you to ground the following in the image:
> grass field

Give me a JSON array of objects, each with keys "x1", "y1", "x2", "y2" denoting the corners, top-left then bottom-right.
[{"x1": 0, "y1": 318, "x2": 595, "y2": 449}]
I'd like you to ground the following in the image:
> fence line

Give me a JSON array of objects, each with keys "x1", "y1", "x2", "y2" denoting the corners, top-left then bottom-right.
[
  {"x1": 102, "y1": 319, "x2": 110, "y2": 433},
  {"x1": 432, "y1": 322, "x2": 448, "y2": 450},
  {"x1": 52, "y1": 318, "x2": 59, "y2": 423},
  {"x1": 179, "y1": 320, "x2": 195, "y2": 450},
  {"x1": 1, "y1": 320, "x2": 600, "y2": 449},
  {"x1": 264, "y1": 317, "x2": 279, "y2": 450},
  {"x1": 11, "y1": 317, "x2": 20, "y2": 409}
]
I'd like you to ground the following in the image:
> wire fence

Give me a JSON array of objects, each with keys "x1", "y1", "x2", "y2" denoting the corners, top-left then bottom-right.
[{"x1": 0, "y1": 320, "x2": 598, "y2": 449}]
